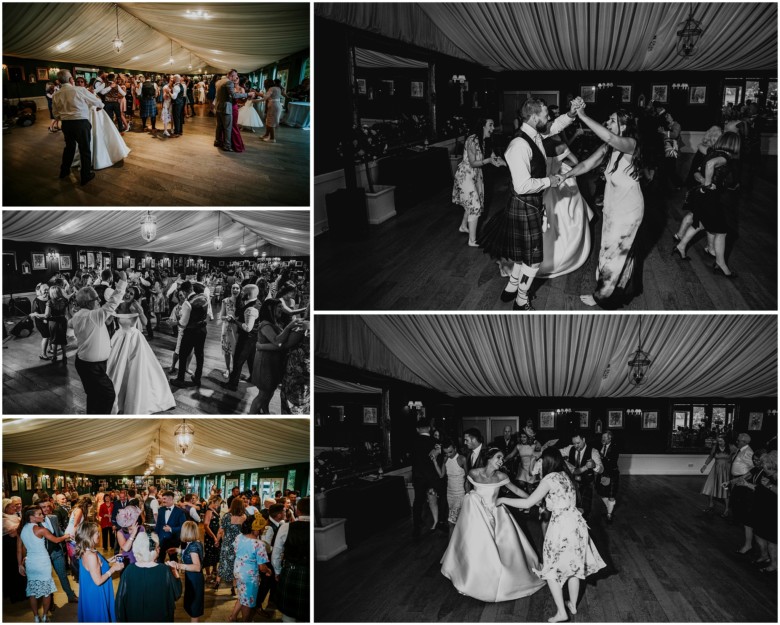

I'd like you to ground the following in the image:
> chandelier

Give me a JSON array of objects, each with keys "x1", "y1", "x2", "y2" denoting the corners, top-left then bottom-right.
[
  {"x1": 676, "y1": 5, "x2": 703, "y2": 58},
  {"x1": 169, "y1": 40, "x2": 174, "y2": 66},
  {"x1": 239, "y1": 226, "x2": 247, "y2": 255},
  {"x1": 112, "y1": 4, "x2": 124, "y2": 53},
  {"x1": 627, "y1": 317, "x2": 652, "y2": 386},
  {"x1": 174, "y1": 419, "x2": 195, "y2": 456},
  {"x1": 140, "y1": 211, "x2": 157, "y2": 242},
  {"x1": 253, "y1": 235, "x2": 260, "y2": 257},
  {"x1": 188, "y1": 52, "x2": 193, "y2": 71},
  {"x1": 213, "y1": 212, "x2": 223, "y2": 251},
  {"x1": 154, "y1": 428, "x2": 165, "y2": 469}
]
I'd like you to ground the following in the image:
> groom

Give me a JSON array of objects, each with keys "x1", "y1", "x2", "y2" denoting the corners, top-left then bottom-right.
[
  {"x1": 500, "y1": 96, "x2": 584, "y2": 310},
  {"x1": 214, "y1": 69, "x2": 246, "y2": 151},
  {"x1": 69, "y1": 270, "x2": 127, "y2": 413}
]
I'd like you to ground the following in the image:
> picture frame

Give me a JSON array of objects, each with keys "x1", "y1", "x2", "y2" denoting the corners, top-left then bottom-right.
[
  {"x1": 37, "y1": 67, "x2": 49, "y2": 81},
  {"x1": 381, "y1": 80, "x2": 395, "y2": 96},
  {"x1": 748, "y1": 412, "x2": 764, "y2": 431},
  {"x1": 28, "y1": 74, "x2": 36, "y2": 84},
  {"x1": 356, "y1": 78, "x2": 366, "y2": 95},
  {"x1": 25, "y1": 477, "x2": 32, "y2": 491},
  {"x1": 116, "y1": 257, "x2": 123, "y2": 269},
  {"x1": 575, "y1": 410, "x2": 590, "y2": 428},
  {"x1": 59, "y1": 255, "x2": 72, "y2": 270},
  {"x1": 642, "y1": 411, "x2": 659, "y2": 430},
  {"x1": 11, "y1": 475, "x2": 18, "y2": 491},
  {"x1": 363, "y1": 406, "x2": 378, "y2": 424},
  {"x1": 87, "y1": 252, "x2": 95, "y2": 268},
  {"x1": 79, "y1": 253, "x2": 87, "y2": 267},
  {"x1": 580, "y1": 85, "x2": 596, "y2": 103},
  {"x1": 594, "y1": 419, "x2": 603, "y2": 434},
  {"x1": 21, "y1": 261, "x2": 31, "y2": 275},
  {"x1": 103, "y1": 255, "x2": 111, "y2": 270},
  {"x1": 607, "y1": 410, "x2": 624, "y2": 428},
  {"x1": 411, "y1": 81, "x2": 424, "y2": 98},
  {"x1": 689, "y1": 85, "x2": 707, "y2": 105},
  {"x1": 618, "y1": 84, "x2": 632, "y2": 103},
  {"x1": 538, "y1": 410, "x2": 555, "y2": 430},
  {"x1": 129, "y1": 258, "x2": 135, "y2": 269},
  {"x1": 32, "y1": 253, "x2": 46, "y2": 270},
  {"x1": 651, "y1": 84, "x2": 668, "y2": 103}
]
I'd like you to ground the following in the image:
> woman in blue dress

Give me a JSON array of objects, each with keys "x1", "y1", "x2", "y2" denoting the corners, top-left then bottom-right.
[
  {"x1": 75, "y1": 522, "x2": 123, "y2": 622},
  {"x1": 230, "y1": 514, "x2": 271, "y2": 622},
  {"x1": 166, "y1": 521, "x2": 205, "y2": 621}
]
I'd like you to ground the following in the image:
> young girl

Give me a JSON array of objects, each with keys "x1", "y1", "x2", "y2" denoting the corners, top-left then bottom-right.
[{"x1": 44, "y1": 285, "x2": 70, "y2": 364}]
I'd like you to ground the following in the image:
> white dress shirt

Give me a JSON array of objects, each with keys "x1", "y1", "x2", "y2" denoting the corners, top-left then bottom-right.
[
  {"x1": 261, "y1": 519, "x2": 284, "y2": 557},
  {"x1": 505, "y1": 115, "x2": 573, "y2": 195},
  {"x1": 68, "y1": 279, "x2": 126, "y2": 361},
  {"x1": 51, "y1": 83, "x2": 104, "y2": 121},
  {"x1": 271, "y1": 515, "x2": 308, "y2": 575},
  {"x1": 172, "y1": 83, "x2": 187, "y2": 100},
  {"x1": 560, "y1": 444, "x2": 604, "y2": 475},
  {"x1": 731, "y1": 445, "x2": 754, "y2": 476},
  {"x1": 470, "y1": 443, "x2": 483, "y2": 467},
  {"x1": 94, "y1": 78, "x2": 109, "y2": 95}
]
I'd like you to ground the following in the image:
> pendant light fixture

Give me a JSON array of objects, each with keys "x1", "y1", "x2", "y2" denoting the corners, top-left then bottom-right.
[
  {"x1": 253, "y1": 234, "x2": 260, "y2": 257},
  {"x1": 676, "y1": 4, "x2": 703, "y2": 57},
  {"x1": 154, "y1": 427, "x2": 165, "y2": 469},
  {"x1": 169, "y1": 40, "x2": 174, "y2": 66},
  {"x1": 213, "y1": 212, "x2": 223, "y2": 251},
  {"x1": 112, "y1": 4, "x2": 124, "y2": 53},
  {"x1": 239, "y1": 227, "x2": 247, "y2": 255},
  {"x1": 140, "y1": 210, "x2": 157, "y2": 242},
  {"x1": 174, "y1": 419, "x2": 195, "y2": 456},
  {"x1": 627, "y1": 317, "x2": 652, "y2": 386},
  {"x1": 188, "y1": 52, "x2": 193, "y2": 71}
]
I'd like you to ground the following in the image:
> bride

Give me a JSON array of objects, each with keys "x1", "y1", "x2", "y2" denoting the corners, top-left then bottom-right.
[
  {"x1": 440, "y1": 448, "x2": 545, "y2": 602},
  {"x1": 73, "y1": 99, "x2": 130, "y2": 171},
  {"x1": 106, "y1": 286, "x2": 176, "y2": 415}
]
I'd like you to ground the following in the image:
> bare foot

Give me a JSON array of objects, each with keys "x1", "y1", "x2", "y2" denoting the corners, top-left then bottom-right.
[
  {"x1": 580, "y1": 294, "x2": 597, "y2": 306},
  {"x1": 548, "y1": 612, "x2": 569, "y2": 623},
  {"x1": 566, "y1": 600, "x2": 577, "y2": 614}
]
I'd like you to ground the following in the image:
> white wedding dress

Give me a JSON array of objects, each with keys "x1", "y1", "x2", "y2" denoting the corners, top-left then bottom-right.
[
  {"x1": 107, "y1": 314, "x2": 176, "y2": 415},
  {"x1": 237, "y1": 101, "x2": 264, "y2": 129},
  {"x1": 73, "y1": 106, "x2": 131, "y2": 171}
]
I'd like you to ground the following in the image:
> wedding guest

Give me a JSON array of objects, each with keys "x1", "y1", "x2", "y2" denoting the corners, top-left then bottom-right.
[
  {"x1": 161, "y1": 76, "x2": 174, "y2": 137},
  {"x1": 226, "y1": 285, "x2": 262, "y2": 391},
  {"x1": 229, "y1": 515, "x2": 270, "y2": 622},
  {"x1": 171, "y1": 74, "x2": 186, "y2": 137},
  {"x1": 662, "y1": 111, "x2": 684, "y2": 190},
  {"x1": 261, "y1": 79, "x2": 283, "y2": 143},
  {"x1": 166, "y1": 520, "x2": 204, "y2": 622},
  {"x1": 202, "y1": 496, "x2": 222, "y2": 582},
  {"x1": 730, "y1": 449, "x2": 766, "y2": 555},
  {"x1": 257, "y1": 504, "x2": 286, "y2": 613},
  {"x1": 596, "y1": 431, "x2": 620, "y2": 523},
  {"x1": 155, "y1": 491, "x2": 186, "y2": 563},
  {"x1": 45, "y1": 82, "x2": 60, "y2": 133},
  {"x1": 700, "y1": 433, "x2": 732, "y2": 515},
  {"x1": 751, "y1": 450, "x2": 778, "y2": 573},
  {"x1": 230, "y1": 74, "x2": 246, "y2": 153},
  {"x1": 102, "y1": 73, "x2": 125, "y2": 133},
  {"x1": 219, "y1": 282, "x2": 241, "y2": 379},
  {"x1": 215, "y1": 71, "x2": 240, "y2": 152},
  {"x1": 215, "y1": 498, "x2": 246, "y2": 594},
  {"x1": 272, "y1": 497, "x2": 310, "y2": 622},
  {"x1": 171, "y1": 280, "x2": 209, "y2": 388},
  {"x1": 280, "y1": 315, "x2": 310, "y2": 414},
  {"x1": 68, "y1": 272, "x2": 127, "y2": 414},
  {"x1": 29, "y1": 283, "x2": 52, "y2": 360},
  {"x1": 560, "y1": 432, "x2": 603, "y2": 519},
  {"x1": 136, "y1": 74, "x2": 159, "y2": 135},
  {"x1": 75, "y1": 522, "x2": 122, "y2": 622},
  {"x1": 44, "y1": 284, "x2": 70, "y2": 364},
  {"x1": 97, "y1": 493, "x2": 114, "y2": 551},
  {"x1": 431, "y1": 439, "x2": 467, "y2": 536},
  {"x1": 39, "y1": 500, "x2": 78, "y2": 606},
  {"x1": 116, "y1": 506, "x2": 145, "y2": 565},
  {"x1": 3, "y1": 501, "x2": 26, "y2": 604}
]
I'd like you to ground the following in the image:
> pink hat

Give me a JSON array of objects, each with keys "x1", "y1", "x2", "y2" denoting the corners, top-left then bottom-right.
[{"x1": 116, "y1": 506, "x2": 141, "y2": 528}]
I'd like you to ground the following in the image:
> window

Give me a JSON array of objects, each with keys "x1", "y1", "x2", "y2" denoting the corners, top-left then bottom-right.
[
  {"x1": 723, "y1": 86, "x2": 742, "y2": 106},
  {"x1": 768, "y1": 81, "x2": 778, "y2": 112},
  {"x1": 671, "y1": 403, "x2": 736, "y2": 449},
  {"x1": 300, "y1": 57, "x2": 309, "y2": 82},
  {"x1": 745, "y1": 80, "x2": 761, "y2": 103}
]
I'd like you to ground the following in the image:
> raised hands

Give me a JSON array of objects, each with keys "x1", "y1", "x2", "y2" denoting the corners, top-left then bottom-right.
[{"x1": 569, "y1": 96, "x2": 584, "y2": 115}]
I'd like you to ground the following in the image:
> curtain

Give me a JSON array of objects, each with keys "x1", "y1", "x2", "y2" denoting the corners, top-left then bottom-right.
[
  {"x1": 1, "y1": 418, "x2": 310, "y2": 475},
  {"x1": 2, "y1": 210, "x2": 309, "y2": 257},
  {"x1": 314, "y1": 376, "x2": 382, "y2": 394},
  {"x1": 316, "y1": 315, "x2": 777, "y2": 398},
  {"x1": 3, "y1": 3, "x2": 309, "y2": 74},
  {"x1": 354, "y1": 48, "x2": 429, "y2": 69}
]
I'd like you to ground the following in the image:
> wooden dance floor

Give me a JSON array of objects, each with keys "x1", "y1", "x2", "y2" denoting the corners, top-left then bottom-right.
[
  {"x1": 315, "y1": 475, "x2": 778, "y2": 622},
  {"x1": 2, "y1": 315, "x2": 280, "y2": 414},
  {"x1": 315, "y1": 156, "x2": 777, "y2": 310},
  {"x1": 2, "y1": 103, "x2": 309, "y2": 207}
]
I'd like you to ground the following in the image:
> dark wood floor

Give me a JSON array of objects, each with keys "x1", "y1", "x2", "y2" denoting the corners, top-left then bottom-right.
[
  {"x1": 1, "y1": 315, "x2": 283, "y2": 414},
  {"x1": 3, "y1": 103, "x2": 309, "y2": 206},
  {"x1": 315, "y1": 475, "x2": 778, "y2": 622},
  {"x1": 315, "y1": 156, "x2": 777, "y2": 310}
]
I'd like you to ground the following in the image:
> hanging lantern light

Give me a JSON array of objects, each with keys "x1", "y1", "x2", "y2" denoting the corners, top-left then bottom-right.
[
  {"x1": 140, "y1": 210, "x2": 157, "y2": 242},
  {"x1": 188, "y1": 52, "x2": 193, "y2": 71},
  {"x1": 154, "y1": 428, "x2": 165, "y2": 469},
  {"x1": 169, "y1": 40, "x2": 174, "y2": 66},
  {"x1": 676, "y1": 4, "x2": 703, "y2": 57},
  {"x1": 174, "y1": 419, "x2": 195, "y2": 456},
  {"x1": 253, "y1": 234, "x2": 260, "y2": 257},
  {"x1": 239, "y1": 226, "x2": 247, "y2": 255},
  {"x1": 627, "y1": 317, "x2": 653, "y2": 386},
  {"x1": 213, "y1": 212, "x2": 223, "y2": 251},
  {"x1": 112, "y1": 4, "x2": 124, "y2": 53}
]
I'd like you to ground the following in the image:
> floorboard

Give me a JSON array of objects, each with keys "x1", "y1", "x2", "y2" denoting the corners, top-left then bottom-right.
[
  {"x1": 315, "y1": 475, "x2": 778, "y2": 622},
  {"x1": 3, "y1": 104, "x2": 309, "y2": 207}
]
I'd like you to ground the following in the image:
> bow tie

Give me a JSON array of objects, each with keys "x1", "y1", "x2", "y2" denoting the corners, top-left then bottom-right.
[{"x1": 166, "y1": 507, "x2": 172, "y2": 511}]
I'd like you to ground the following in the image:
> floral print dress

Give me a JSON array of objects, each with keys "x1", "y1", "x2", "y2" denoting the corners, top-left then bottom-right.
[
  {"x1": 233, "y1": 534, "x2": 269, "y2": 608},
  {"x1": 217, "y1": 515, "x2": 243, "y2": 582},
  {"x1": 280, "y1": 326, "x2": 310, "y2": 414},
  {"x1": 534, "y1": 472, "x2": 606, "y2": 587},
  {"x1": 452, "y1": 134, "x2": 484, "y2": 216}
]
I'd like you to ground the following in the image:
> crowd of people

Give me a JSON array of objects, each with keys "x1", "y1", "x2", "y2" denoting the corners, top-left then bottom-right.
[
  {"x1": 451, "y1": 94, "x2": 771, "y2": 309},
  {"x1": 3, "y1": 484, "x2": 310, "y2": 622},
  {"x1": 23, "y1": 261, "x2": 310, "y2": 414}
]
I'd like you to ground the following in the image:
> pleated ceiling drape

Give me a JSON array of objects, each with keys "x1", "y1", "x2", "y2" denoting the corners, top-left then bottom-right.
[
  {"x1": 314, "y1": 376, "x2": 382, "y2": 394},
  {"x1": 315, "y1": 315, "x2": 777, "y2": 398}
]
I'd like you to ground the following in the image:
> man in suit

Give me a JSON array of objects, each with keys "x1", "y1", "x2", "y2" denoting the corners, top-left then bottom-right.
[
  {"x1": 213, "y1": 69, "x2": 246, "y2": 152},
  {"x1": 155, "y1": 491, "x2": 187, "y2": 563},
  {"x1": 493, "y1": 425, "x2": 517, "y2": 477},
  {"x1": 561, "y1": 432, "x2": 603, "y2": 519},
  {"x1": 595, "y1": 431, "x2": 620, "y2": 523},
  {"x1": 411, "y1": 417, "x2": 440, "y2": 538},
  {"x1": 463, "y1": 428, "x2": 487, "y2": 491},
  {"x1": 39, "y1": 500, "x2": 78, "y2": 604}
]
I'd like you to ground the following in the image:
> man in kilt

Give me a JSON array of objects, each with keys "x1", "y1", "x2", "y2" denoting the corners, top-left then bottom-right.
[
  {"x1": 481, "y1": 96, "x2": 584, "y2": 310},
  {"x1": 272, "y1": 497, "x2": 310, "y2": 621},
  {"x1": 596, "y1": 431, "x2": 620, "y2": 523},
  {"x1": 136, "y1": 74, "x2": 159, "y2": 135}
]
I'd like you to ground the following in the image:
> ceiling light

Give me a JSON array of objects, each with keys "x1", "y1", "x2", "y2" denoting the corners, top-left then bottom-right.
[
  {"x1": 628, "y1": 317, "x2": 652, "y2": 386},
  {"x1": 112, "y1": 4, "x2": 124, "y2": 53},
  {"x1": 140, "y1": 210, "x2": 157, "y2": 242},
  {"x1": 56, "y1": 41, "x2": 70, "y2": 51},
  {"x1": 174, "y1": 419, "x2": 195, "y2": 456},
  {"x1": 213, "y1": 449, "x2": 231, "y2": 456}
]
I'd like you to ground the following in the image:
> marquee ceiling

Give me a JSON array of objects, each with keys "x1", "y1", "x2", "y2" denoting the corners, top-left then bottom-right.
[
  {"x1": 315, "y1": 315, "x2": 778, "y2": 398},
  {"x1": 317, "y1": 3, "x2": 778, "y2": 72},
  {"x1": 2, "y1": 210, "x2": 310, "y2": 257},
  {"x1": 1, "y1": 418, "x2": 310, "y2": 475},
  {"x1": 3, "y1": 2, "x2": 309, "y2": 74}
]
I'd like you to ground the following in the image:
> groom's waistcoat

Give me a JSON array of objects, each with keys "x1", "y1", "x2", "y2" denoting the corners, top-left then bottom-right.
[
  {"x1": 569, "y1": 444, "x2": 596, "y2": 484},
  {"x1": 515, "y1": 131, "x2": 547, "y2": 197}
]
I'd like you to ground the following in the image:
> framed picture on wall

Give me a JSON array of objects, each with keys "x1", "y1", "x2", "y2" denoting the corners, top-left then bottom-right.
[
  {"x1": 79, "y1": 253, "x2": 87, "y2": 267},
  {"x1": 11, "y1": 475, "x2": 18, "y2": 491},
  {"x1": 59, "y1": 255, "x2": 72, "y2": 270},
  {"x1": 411, "y1": 81, "x2": 424, "y2": 98},
  {"x1": 37, "y1": 67, "x2": 49, "y2": 81},
  {"x1": 618, "y1": 85, "x2": 632, "y2": 103},
  {"x1": 25, "y1": 477, "x2": 32, "y2": 490},
  {"x1": 32, "y1": 253, "x2": 46, "y2": 270},
  {"x1": 356, "y1": 78, "x2": 366, "y2": 95},
  {"x1": 689, "y1": 86, "x2": 706, "y2": 104},
  {"x1": 381, "y1": 80, "x2": 395, "y2": 96},
  {"x1": 87, "y1": 252, "x2": 95, "y2": 268},
  {"x1": 580, "y1": 85, "x2": 596, "y2": 103},
  {"x1": 642, "y1": 411, "x2": 659, "y2": 429},
  {"x1": 652, "y1": 84, "x2": 668, "y2": 102},
  {"x1": 28, "y1": 74, "x2": 36, "y2": 84},
  {"x1": 129, "y1": 258, "x2": 135, "y2": 269},
  {"x1": 748, "y1": 412, "x2": 764, "y2": 430},
  {"x1": 363, "y1": 406, "x2": 378, "y2": 424},
  {"x1": 538, "y1": 410, "x2": 555, "y2": 430},
  {"x1": 103, "y1": 255, "x2": 111, "y2": 270},
  {"x1": 21, "y1": 261, "x2": 31, "y2": 275},
  {"x1": 116, "y1": 257, "x2": 123, "y2": 269},
  {"x1": 575, "y1": 410, "x2": 590, "y2": 428},
  {"x1": 607, "y1": 410, "x2": 623, "y2": 428}
]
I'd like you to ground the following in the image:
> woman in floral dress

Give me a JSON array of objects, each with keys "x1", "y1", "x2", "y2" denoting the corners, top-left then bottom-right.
[
  {"x1": 215, "y1": 499, "x2": 246, "y2": 594},
  {"x1": 230, "y1": 514, "x2": 270, "y2": 622},
  {"x1": 218, "y1": 283, "x2": 241, "y2": 379},
  {"x1": 280, "y1": 318, "x2": 310, "y2": 414},
  {"x1": 451, "y1": 118, "x2": 505, "y2": 246},
  {"x1": 500, "y1": 447, "x2": 605, "y2": 623}
]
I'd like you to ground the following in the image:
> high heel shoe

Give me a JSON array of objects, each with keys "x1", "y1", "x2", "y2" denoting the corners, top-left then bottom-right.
[
  {"x1": 713, "y1": 264, "x2": 737, "y2": 279},
  {"x1": 467, "y1": 239, "x2": 479, "y2": 247},
  {"x1": 671, "y1": 247, "x2": 690, "y2": 261},
  {"x1": 458, "y1": 225, "x2": 469, "y2": 234}
]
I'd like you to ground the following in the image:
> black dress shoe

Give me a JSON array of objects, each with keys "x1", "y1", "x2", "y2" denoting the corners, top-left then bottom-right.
[
  {"x1": 214, "y1": 141, "x2": 222, "y2": 147},
  {"x1": 500, "y1": 289, "x2": 517, "y2": 303},
  {"x1": 221, "y1": 146, "x2": 234, "y2": 152},
  {"x1": 59, "y1": 171, "x2": 70, "y2": 179},
  {"x1": 170, "y1": 378, "x2": 194, "y2": 388},
  {"x1": 191, "y1": 378, "x2": 202, "y2": 387},
  {"x1": 512, "y1": 301, "x2": 535, "y2": 311},
  {"x1": 81, "y1": 171, "x2": 96, "y2": 185}
]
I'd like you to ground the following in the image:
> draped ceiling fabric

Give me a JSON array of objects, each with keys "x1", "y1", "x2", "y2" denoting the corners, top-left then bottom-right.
[
  {"x1": 3, "y1": 3, "x2": 309, "y2": 74},
  {"x1": 1, "y1": 418, "x2": 310, "y2": 475},
  {"x1": 2, "y1": 210, "x2": 309, "y2": 257},
  {"x1": 315, "y1": 316, "x2": 777, "y2": 399},
  {"x1": 354, "y1": 48, "x2": 428, "y2": 69},
  {"x1": 317, "y1": 3, "x2": 778, "y2": 72},
  {"x1": 315, "y1": 376, "x2": 382, "y2": 394}
]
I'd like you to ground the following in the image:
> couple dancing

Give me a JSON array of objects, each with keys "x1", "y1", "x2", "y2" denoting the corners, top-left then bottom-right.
[
  {"x1": 69, "y1": 271, "x2": 175, "y2": 414},
  {"x1": 477, "y1": 96, "x2": 643, "y2": 310},
  {"x1": 440, "y1": 446, "x2": 605, "y2": 622}
]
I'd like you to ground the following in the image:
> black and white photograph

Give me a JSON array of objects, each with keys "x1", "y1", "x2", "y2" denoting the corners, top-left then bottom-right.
[
  {"x1": 314, "y1": 314, "x2": 778, "y2": 622},
  {"x1": 314, "y1": 2, "x2": 777, "y2": 310},
  {"x1": 2, "y1": 3, "x2": 310, "y2": 207},
  {"x1": 2, "y1": 210, "x2": 310, "y2": 415},
  {"x1": 1, "y1": 417, "x2": 311, "y2": 623}
]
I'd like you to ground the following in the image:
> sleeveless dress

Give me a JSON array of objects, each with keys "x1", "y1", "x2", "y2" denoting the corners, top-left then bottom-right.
[
  {"x1": 78, "y1": 551, "x2": 116, "y2": 621},
  {"x1": 440, "y1": 476, "x2": 545, "y2": 602},
  {"x1": 221, "y1": 298, "x2": 239, "y2": 356},
  {"x1": 20, "y1": 524, "x2": 57, "y2": 598},
  {"x1": 32, "y1": 298, "x2": 50, "y2": 338},
  {"x1": 182, "y1": 541, "x2": 205, "y2": 618},
  {"x1": 445, "y1": 456, "x2": 466, "y2": 523},
  {"x1": 535, "y1": 472, "x2": 606, "y2": 586},
  {"x1": 203, "y1": 510, "x2": 221, "y2": 567},
  {"x1": 452, "y1": 135, "x2": 484, "y2": 217},
  {"x1": 594, "y1": 150, "x2": 644, "y2": 307},
  {"x1": 238, "y1": 100, "x2": 264, "y2": 129},
  {"x1": 72, "y1": 105, "x2": 130, "y2": 170},
  {"x1": 690, "y1": 149, "x2": 739, "y2": 234},
  {"x1": 48, "y1": 298, "x2": 69, "y2": 346},
  {"x1": 701, "y1": 449, "x2": 732, "y2": 497},
  {"x1": 106, "y1": 313, "x2": 176, "y2": 414},
  {"x1": 251, "y1": 321, "x2": 285, "y2": 391},
  {"x1": 515, "y1": 444, "x2": 537, "y2": 483},
  {"x1": 264, "y1": 87, "x2": 283, "y2": 127}
]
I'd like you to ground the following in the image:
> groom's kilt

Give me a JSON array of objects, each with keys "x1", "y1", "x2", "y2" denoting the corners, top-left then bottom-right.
[
  {"x1": 596, "y1": 470, "x2": 620, "y2": 499},
  {"x1": 140, "y1": 97, "x2": 157, "y2": 117},
  {"x1": 480, "y1": 192, "x2": 544, "y2": 265},
  {"x1": 275, "y1": 562, "x2": 309, "y2": 621}
]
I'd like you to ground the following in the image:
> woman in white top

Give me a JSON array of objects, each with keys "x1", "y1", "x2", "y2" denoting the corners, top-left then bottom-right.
[
  {"x1": 431, "y1": 439, "x2": 467, "y2": 536},
  {"x1": 161, "y1": 77, "x2": 174, "y2": 137}
]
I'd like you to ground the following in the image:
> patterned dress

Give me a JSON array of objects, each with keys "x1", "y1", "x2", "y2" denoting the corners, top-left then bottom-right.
[
  {"x1": 220, "y1": 297, "x2": 239, "y2": 357},
  {"x1": 452, "y1": 134, "x2": 484, "y2": 216},
  {"x1": 701, "y1": 448, "x2": 732, "y2": 497},
  {"x1": 217, "y1": 515, "x2": 243, "y2": 582},
  {"x1": 203, "y1": 509, "x2": 221, "y2": 568},
  {"x1": 20, "y1": 524, "x2": 58, "y2": 598},
  {"x1": 233, "y1": 534, "x2": 269, "y2": 607},
  {"x1": 280, "y1": 327, "x2": 309, "y2": 414},
  {"x1": 445, "y1": 456, "x2": 465, "y2": 524},
  {"x1": 535, "y1": 472, "x2": 606, "y2": 587}
]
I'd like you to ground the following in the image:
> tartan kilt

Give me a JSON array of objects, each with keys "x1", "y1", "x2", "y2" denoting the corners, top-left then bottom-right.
[
  {"x1": 140, "y1": 98, "x2": 157, "y2": 117},
  {"x1": 274, "y1": 562, "x2": 309, "y2": 620},
  {"x1": 480, "y1": 192, "x2": 544, "y2": 265},
  {"x1": 595, "y1": 471, "x2": 620, "y2": 498}
]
